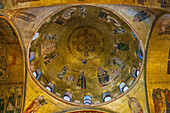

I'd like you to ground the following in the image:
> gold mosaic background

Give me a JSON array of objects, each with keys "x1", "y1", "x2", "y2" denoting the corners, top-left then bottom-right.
[{"x1": 0, "y1": 0, "x2": 169, "y2": 113}]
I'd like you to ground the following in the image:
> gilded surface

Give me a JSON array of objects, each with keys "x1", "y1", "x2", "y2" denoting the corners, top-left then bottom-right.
[
  {"x1": 0, "y1": 0, "x2": 170, "y2": 11},
  {"x1": 0, "y1": 1, "x2": 168, "y2": 112},
  {"x1": 28, "y1": 5, "x2": 145, "y2": 105},
  {"x1": 0, "y1": 17, "x2": 25, "y2": 113},
  {"x1": 147, "y1": 14, "x2": 170, "y2": 113}
]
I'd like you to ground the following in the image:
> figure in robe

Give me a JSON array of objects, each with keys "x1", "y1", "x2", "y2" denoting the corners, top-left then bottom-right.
[
  {"x1": 63, "y1": 7, "x2": 76, "y2": 19},
  {"x1": 156, "y1": 88, "x2": 167, "y2": 113},
  {"x1": 57, "y1": 65, "x2": 69, "y2": 80},
  {"x1": 44, "y1": 34, "x2": 57, "y2": 40},
  {"x1": 113, "y1": 57, "x2": 125, "y2": 69},
  {"x1": 112, "y1": 28, "x2": 125, "y2": 34},
  {"x1": 110, "y1": 67, "x2": 120, "y2": 80},
  {"x1": 6, "y1": 93, "x2": 15, "y2": 113},
  {"x1": 97, "y1": 67, "x2": 110, "y2": 87},
  {"x1": 113, "y1": 39, "x2": 129, "y2": 52},
  {"x1": 79, "y1": 6, "x2": 86, "y2": 18},
  {"x1": 153, "y1": 89, "x2": 159, "y2": 113},
  {"x1": 65, "y1": 76, "x2": 75, "y2": 85},
  {"x1": 11, "y1": 0, "x2": 39, "y2": 6},
  {"x1": 127, "y1": 95, "x2": 143, "y2": 113},
  {"x1": 77, "y1": 71, "x2": 86, "y2": 90},
  {"x1": 98, "y1": 10, "x2": 108, "y2": 20},
  {"x1": 107, "y1": 15, "x2": 120, "y2": 26},
  {"x1": 137, "y1": 0, "x2": 146, "y2": 5},
  {"x1": 133, "y1": 10, "x2": 151, "y2": 22},
  {"x1": 157, "y1": 21, "x2": 170, "y2": 36},
  {"x1": 164, "y1": 89, "x2": 170, "y2": 113},
  {"x1": 0, "y1": 48, "x2": 8, "y2": 79},
  {"x1": 53, "y1": 16, "x2": 67, "y2": 25},
  {"x1": 157, "y1": 0, "x2": 170, "y2": 8},
  {"x1": 44, "y1": 52, "x2": 60, "y2": 64},
  {"x1": 165, "y1": 89, "x2": 170, "y2": 113},
  {"x1": 0, "y1": 96, "x2": 4, "y2": 113},
  {"x1": 0, "y1": 0, "x2": 5, "y2": 9},
  {"x1": 24, "y1": 95, "x2": 47, "y2": 113}
]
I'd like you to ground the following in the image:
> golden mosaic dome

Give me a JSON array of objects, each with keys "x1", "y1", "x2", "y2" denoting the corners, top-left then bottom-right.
[{"x1": 28, "y1": 5, "x2": 144, "y2": 105}]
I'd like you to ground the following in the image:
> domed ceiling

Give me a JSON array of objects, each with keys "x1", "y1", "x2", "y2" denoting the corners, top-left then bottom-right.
[{"x1": 28, "y1": 5, "x2": 144, "y2": 105}]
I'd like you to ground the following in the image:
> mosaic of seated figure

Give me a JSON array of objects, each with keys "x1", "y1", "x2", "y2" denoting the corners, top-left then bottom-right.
[{"x1": 97, "y1": 67, "x2": 111, "y2": 87}]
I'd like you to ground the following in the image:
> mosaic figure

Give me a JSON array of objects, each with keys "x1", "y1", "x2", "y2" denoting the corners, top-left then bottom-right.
[
  {"x1": 113, "y1": 39, "x2": 129, "y2": 52},
  {"x1": 97, "y1": 67, "x2": 110, "y2": 87},
  {"x1": 24, "y1": 95, "x2": 47, "y2": 113},
  {"x1": 157, "y1": 0, "x2": 170, "y2": 8},
  {"x1": 110, "y1": 67, "x2": 120, "y2": 80},
  {"x1": 11, "y1": 0, "x2": 39, "y2": 6},
  {"x1": 4, "y1": 87, "x2": 23, "y2": 113},
  {"x1": 65, "y1": 76, "x2": 75, "y2": 84},
  {"x1": 157, "y1": 19, "x2": 170, "y2": 36},
  {"x1": 107, "y1": 16, "x2": 121, "y2": 26},
  {"x1": 152, "y1": 88, "x2": 170, "y2": 113},
  {"x1": 0, "y1": 0, "x2": 5, "y2": 9},
  {"x1": 79, "y1": 6, "x2": 86, "y2": 18},
  {"x1": 0, "y1": 56, "x2": 7, "y2": 76},
  {"x1": 41, "y1": 34, "x2": 57, "y2": 57},
  {"x1": 127, "y1": 95, "x2": 143, "y2": 113},
  {"x1": 14, "y1": 11, "x2": 37, "y2": 22},
  {"x1": 0, "y1": 47, "x2": 8, "y2": 80},
  {"x1": 168, "y1": 61, "x2": 170, "y2": 74},
  {"x1": 77, "y1": 71, "x2": 86, "y2": 90},
  {"x1": 0, "y1": 19, "x2": 18, "y2": 40},
  {"x1": 113, "y1": 57, "x2": 125, "y2": 69},
  {"x1": 133, "y1": 10, "x2": 151, "y2": 22},
  {"x1": 53, "y1": 16, "x2": 67, "y2": 25},
  {"x1": 112, "y1": 28, "x2": 125, "y2": 34},
  {"x1": 57, "y1": 65, "x2": 69, "y2": 80},
  {"x1": 0, "y1": 95, "x2": 4, "y2": 113},
  {"x1": 63, "y1": 7, "x2": 77, "y2": 19},
  {"x1": 165, "y1": 89, "x2": 170, "y2": 113},
  {"x1": 44, "y1": 52, "x2": 60, "y2": 65},
  {"x1": 98, "y1": 10, "x2": 108, "y2": 20},
  {"x1": 6, "y1": 93, "x2": 15, "y2": 113},
  {"x1": 137, "y1": 0, "x2": 146, "y2": 5},
  {"x1": 44, "y1": 34, "x2": 57, "y2": 40}
]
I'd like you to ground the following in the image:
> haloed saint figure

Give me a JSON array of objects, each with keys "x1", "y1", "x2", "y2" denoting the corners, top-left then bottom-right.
[{"x1": 77, "y1": 71, "x2": 86, "y2": 90}]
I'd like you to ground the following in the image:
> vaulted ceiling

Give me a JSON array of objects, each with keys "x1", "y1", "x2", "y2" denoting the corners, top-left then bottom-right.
[{"x1": 0, "y1": 0, "x2": 169, "y2": 113}]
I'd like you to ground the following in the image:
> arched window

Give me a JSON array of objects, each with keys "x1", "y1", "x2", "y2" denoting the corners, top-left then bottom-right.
[
  {"x1": 131, "y1": 67, "x2": 139, "y2": 79},
  {"x1": 103, "y1": 92, "x2": 111, "y2": 102},
  {"x1": 132, "y1": 31, "x2": 137, "y2": 39},
  {"x1": 83, "y1": 95, "x2": 92, "y2": 105},
  {"x1": 29, "y1": 51, "x2": 35, "y2": 61},
  {"x1": 46, "y1": 82, "x2": 54, "y2": 93},
  {"x1": 63, "y1": 91, "x2": 72, "y2": 101},
  {"x1": 32, "y1": 32, "x2": 39, "y2": 41},
  {"x1": 136, "y1": 50, "x2": 143, "y2": 60},
  {"x1": 33, "y1": 69, "x2": 42, "y2": 80},
  {"x1": 119, "y1": 82, "x2": 129, "y2": 93}
]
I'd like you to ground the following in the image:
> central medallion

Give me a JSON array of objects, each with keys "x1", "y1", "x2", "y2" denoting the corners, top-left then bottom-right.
[
  {"x1": 68, "y1": 26, "x2": 104, "y2": 61},
  {"x1": 72, "y1": 29, "x2": 100, "y2": 56}
]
